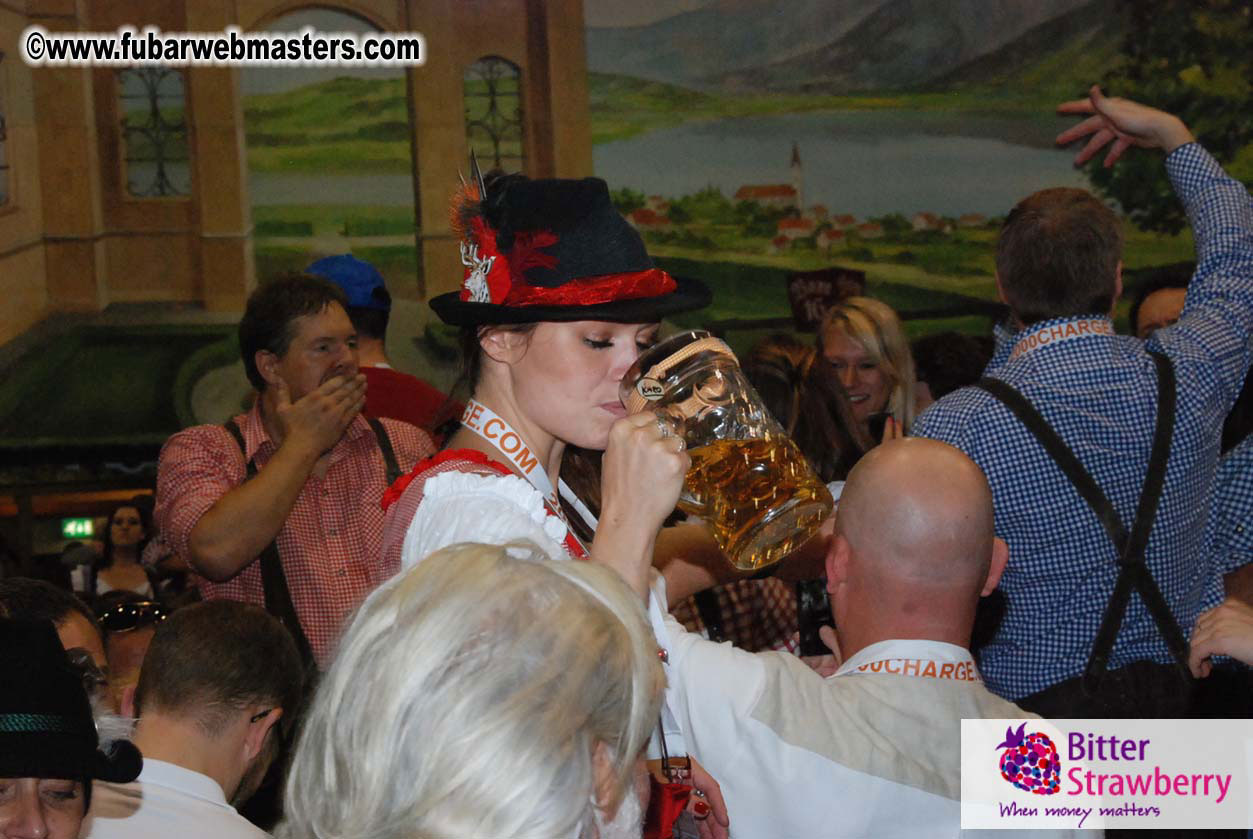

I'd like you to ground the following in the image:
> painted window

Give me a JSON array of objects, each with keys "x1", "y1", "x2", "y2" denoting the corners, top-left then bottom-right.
[
  {"x1": 118, "y1": 67, "x2": 190, "y2": 197},
  {"x1": 464, "y1": 56, "x2": 523, "y2": 172}
]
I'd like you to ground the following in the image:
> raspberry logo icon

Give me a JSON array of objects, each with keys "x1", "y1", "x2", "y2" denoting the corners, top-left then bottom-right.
[{"x1": 996, "y1": 722, "x2": 1060, "y2": 795}]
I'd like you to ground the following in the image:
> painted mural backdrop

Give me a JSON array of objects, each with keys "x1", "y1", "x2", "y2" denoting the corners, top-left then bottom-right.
[
  {"x1": 242, "y1": 8, "x2": 420, "y2": 299},
  {"x1": 235, "y1": 1, "x2": 1252, "y2": 347},
  {"x1": 583, "y1": 0, "x2": 1253, "y2": 341}
]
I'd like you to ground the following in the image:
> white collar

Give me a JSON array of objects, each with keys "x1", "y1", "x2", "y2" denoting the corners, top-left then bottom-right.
[
  {"x1": 137, "y1": 759, "x2": 235, "y2": 811},
  {"x1": 834, "y1": 638, "x2": 975, "y2": 678},
  {"x1": 1009, "y1": 316, "x2": 1114, "y2": 361}
]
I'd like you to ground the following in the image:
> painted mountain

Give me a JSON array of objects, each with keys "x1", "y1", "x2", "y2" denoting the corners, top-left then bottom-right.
[{"x1": 586, "y1": 0, "x2": 1110, "y2": 92}]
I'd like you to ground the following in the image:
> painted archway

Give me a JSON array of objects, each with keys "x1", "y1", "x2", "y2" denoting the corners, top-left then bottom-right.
[{"x1": 239, "y1": 5, "x2": 421, "y2": 300}]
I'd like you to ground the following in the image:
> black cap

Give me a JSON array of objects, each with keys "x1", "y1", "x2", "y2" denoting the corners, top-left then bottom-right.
[
  {"x1": 0, "y1": 619, "x2": 141, "y2": 785},
  {"x1": 432, "y1": 174, "x2": 711, "y2": 326}
]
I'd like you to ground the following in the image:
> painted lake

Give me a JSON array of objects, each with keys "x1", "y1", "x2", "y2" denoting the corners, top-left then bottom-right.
[{"x1": 592, "y1": 109, "x2": 1094, "y2": 217}]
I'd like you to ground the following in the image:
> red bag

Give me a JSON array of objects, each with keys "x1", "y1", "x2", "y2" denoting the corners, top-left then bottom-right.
[{"x1": 642, "y1": 776, "x2": 692, "y2": 839}]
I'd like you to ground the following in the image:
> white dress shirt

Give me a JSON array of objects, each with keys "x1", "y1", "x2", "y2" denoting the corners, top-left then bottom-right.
[
  {"x1": 82, "y1": 759, "x2": 268, "y2": 839},
  {"x1": 657, "y1": 604, "x2": 1095, "y2": 839}
]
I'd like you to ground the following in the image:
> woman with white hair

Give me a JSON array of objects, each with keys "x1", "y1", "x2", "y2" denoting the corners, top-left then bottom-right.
[
  {"x1": 818, "y1": 296, "x2": 918, "y2": 440},
  {"x1": 279, "y1": 541, "x2": 664, "y2": 839}
]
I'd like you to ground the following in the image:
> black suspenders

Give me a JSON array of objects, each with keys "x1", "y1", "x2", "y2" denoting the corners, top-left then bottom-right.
[
  {"x1": 222, "y1": 417, "x2": 400, "y2": 677},
  {"x1": 975, "y1": 351, "x2": 1191, "y2": 692}
]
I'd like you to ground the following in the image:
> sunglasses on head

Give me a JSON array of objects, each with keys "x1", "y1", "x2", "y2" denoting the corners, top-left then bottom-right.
[{"x1": 98, "y1": 601, "x2": 169, "y2": 634}]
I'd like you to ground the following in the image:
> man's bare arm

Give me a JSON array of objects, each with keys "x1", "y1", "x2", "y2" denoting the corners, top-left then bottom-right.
[
  {"x1": 188, "y1": 439, "x2": 322, "y2": 581},
  {"x1": 655, "y1": 517, "x2": 833, "y2": 606},
  {"x1": 188, "y1": 375, "x2": 364, "y2": 581}
]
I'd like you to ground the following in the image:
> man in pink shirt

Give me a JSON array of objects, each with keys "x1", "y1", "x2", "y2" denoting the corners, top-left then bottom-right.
[{"x1": 155, "y1": 275, "x2": 433, "y2": 669}]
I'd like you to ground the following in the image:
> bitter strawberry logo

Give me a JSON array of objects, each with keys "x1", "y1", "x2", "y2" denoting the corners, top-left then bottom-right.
[{"x1": 996, "y1": 722, "x2": 1061, "y2": 795}]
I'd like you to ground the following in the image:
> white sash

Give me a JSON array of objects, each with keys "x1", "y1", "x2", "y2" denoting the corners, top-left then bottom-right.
[{"x1": 460, "y1": 399, "x2": 590, "y2": 554}]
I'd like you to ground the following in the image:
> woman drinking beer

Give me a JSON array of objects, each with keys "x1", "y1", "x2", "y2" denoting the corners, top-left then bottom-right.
[
  {"x1": 379, "y1": 172, "x2": 711, "y2": 595},
  {"x1": 377, "y1": 172, "x2": 727, "y2": 836}
]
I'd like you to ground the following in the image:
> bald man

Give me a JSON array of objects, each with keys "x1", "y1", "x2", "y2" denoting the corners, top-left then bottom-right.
[{"x1": 645, "y1": 439, "x2": 1083, "y2": 838}]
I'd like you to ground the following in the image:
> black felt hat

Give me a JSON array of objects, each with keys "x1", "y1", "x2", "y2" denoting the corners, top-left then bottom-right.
[
  {"x1": 0, "y1": 619, "x2": 142, "y2": 787},
  {"x1": 431, "y1": 174, "x2": 711, "y2": 326}
]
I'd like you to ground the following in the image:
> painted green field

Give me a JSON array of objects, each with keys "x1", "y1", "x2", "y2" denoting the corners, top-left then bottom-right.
[
  {"x1": 651, "y1": 217, "x2": 1193, "y2": 354},
  {"x1": 243, "y1": 73, "x2": 1100, "y2": 171},
  {"x1": 242, "y1": 68, "x2": 1203, "y2": 346},
  {"x1": 247, "y1": 196, "x2": 1194, "y2": 344}
]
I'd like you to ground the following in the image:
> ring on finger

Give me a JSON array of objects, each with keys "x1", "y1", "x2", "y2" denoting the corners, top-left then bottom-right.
[{"x1": 655, "y1": 415, "x2": 672, "y2": 438}]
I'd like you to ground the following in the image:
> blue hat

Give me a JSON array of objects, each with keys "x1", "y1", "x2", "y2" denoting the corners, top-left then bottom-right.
[{"x1": 307, "y1": 254, "x2": 391, "y2": 312}]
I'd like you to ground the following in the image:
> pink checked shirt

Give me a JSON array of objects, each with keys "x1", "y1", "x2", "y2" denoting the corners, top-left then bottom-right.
[
  {"x1": 155, "y1": 402, "x2": 433, "y2": 667},
  {"x1": 670, "y1": 578, "x2": 800, "y2": 654}
]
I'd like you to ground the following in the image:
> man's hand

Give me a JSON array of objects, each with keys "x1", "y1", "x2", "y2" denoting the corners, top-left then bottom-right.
[
  {"x1": 274, "y1": 374, "x2": 366, "y2": 456},
  {"x1": 1056, "y1": 85, "x2": 1195, "y2": 167},
  {"x1": 1188, "y1": 598, "x2": 1253, "y2": 678}
]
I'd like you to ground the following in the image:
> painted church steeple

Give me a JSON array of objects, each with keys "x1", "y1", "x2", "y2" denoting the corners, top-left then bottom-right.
[{"x1": 790, "y1": 141, "x2": 803, "y2": 211}]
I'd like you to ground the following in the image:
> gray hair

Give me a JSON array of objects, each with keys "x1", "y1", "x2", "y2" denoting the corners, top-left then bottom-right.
[{"x1": 278, "y1": 541, "x2": 664, "y2": 839}]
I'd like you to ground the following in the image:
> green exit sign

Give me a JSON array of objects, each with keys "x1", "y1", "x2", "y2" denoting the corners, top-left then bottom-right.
[{"x1": 61, "y1": 518, "x2": 94, "y2": 539}]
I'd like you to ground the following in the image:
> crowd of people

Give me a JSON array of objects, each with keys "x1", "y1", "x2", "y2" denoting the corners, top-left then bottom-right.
[{"x1": 2, "y1": 88, "x2": 1251, "y2": 839}]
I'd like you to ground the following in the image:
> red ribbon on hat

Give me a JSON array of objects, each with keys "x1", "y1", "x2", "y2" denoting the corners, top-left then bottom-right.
[
  {"x1": 507, "y1": 230, "x2": 560, "y2": 285},
  {"x1": 503, "y1": 268, "x2": 676, "y2": 307}
]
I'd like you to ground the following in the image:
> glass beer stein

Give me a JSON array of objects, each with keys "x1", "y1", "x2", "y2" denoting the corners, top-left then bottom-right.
[{"x1": 621, "y1": 330, "x2": 833, "y2": 571}]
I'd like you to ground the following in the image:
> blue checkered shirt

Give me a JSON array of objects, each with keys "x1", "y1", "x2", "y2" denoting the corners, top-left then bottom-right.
[
  {"x1": 914, "y1": 143, "x2": 1253, "y2": 700},
  {"x1": 1209, "y1": 434, "x2": 1253, "y2": 572}
]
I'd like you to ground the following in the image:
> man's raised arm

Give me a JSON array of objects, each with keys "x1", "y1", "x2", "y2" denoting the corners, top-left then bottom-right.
[{"x1": 162, "y1": 375, "x2": 363, "y2": 582}]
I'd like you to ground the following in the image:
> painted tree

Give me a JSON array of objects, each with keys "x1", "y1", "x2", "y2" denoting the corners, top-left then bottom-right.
[{"x1": 1090, "y1": 0, "x2": 1251, "y2": 234}]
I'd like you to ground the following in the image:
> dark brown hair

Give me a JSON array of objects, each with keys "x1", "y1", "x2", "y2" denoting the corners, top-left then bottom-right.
[
  {"x1": 134, "y1": 600, "x2": 302, "y2": 734},
  {"x1": 0, "y1": 578, "x2": 99, "y2": 635},
  {"x1": 346, "y1": 304, "x2": 390, "y2": 342},
  {"x1": 238, "y1": 274, "x2": 350, "y2": 391},
  {"x1": 743, "y1": 334, "x2": 871, "y2": 483},
  {"x1": 996, "y1": 188, "x2": 1123, "y2": 326}
]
